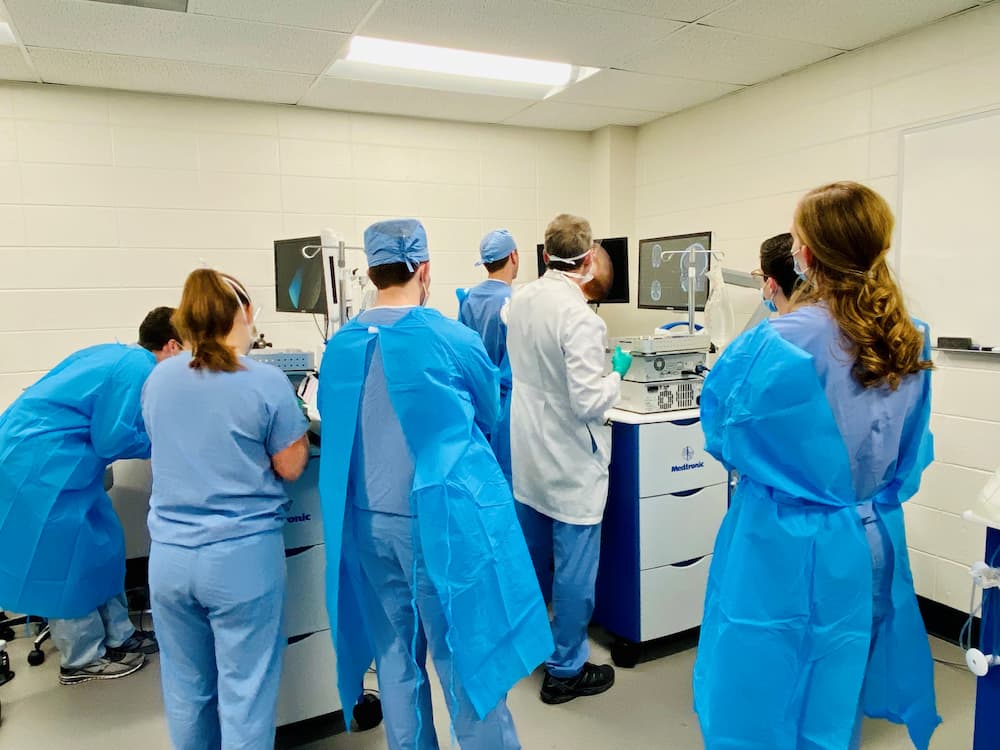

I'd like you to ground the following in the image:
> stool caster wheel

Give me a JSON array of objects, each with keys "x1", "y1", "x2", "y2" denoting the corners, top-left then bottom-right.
[
  {"x1": 27, "y1": 649, "x2": 45, "y2": 667},
  {"x1": 611, "y1": 638, "x2": 640, "y2": 668},
  {"x1": 352, "y1": 693, "x2": 383, "y2": 731}
]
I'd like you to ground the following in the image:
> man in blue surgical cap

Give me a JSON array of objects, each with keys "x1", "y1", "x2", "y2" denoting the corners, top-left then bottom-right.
[
  {"x1": 318, "y1": 219, "x2": 552, "y2": 750},
  {"x1": 458, "y1": 229, "x2": 518, "y2": 484},
  {"x1": 0, "y1": 307, "x2": 181, "y2": 685}
]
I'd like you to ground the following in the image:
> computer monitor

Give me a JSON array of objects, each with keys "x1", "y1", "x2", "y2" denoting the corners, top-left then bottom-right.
[
  {"x1": 274, "y1": 236, "x2": 336, "y2": 314},
  {"x1": 535, "y1": 237, "x2": 630, "y2": 304},
  {"x1": 596, "y1": 237, "x2": 629, "y2": 304},
  {"x1": 637, "y1": 232, "x2": 712, "y2": 311}
]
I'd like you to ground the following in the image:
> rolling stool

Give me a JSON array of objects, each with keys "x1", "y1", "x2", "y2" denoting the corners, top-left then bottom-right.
[{"x1": 0, "y1": 613, "x2": 50, "y2": 666}]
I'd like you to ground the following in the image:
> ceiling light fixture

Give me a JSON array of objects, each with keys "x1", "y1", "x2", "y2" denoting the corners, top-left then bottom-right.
[{"x1": 342, "y1": 36, "x2": 598, "y2": 88}]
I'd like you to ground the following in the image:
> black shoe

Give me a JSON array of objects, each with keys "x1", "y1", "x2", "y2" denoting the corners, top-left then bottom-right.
[{"x1": 540, "y1": 662, "x2": 615, "y2": 705}]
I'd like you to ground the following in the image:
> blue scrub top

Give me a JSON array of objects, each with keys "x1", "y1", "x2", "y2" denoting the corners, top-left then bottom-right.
[
  {"x1": 459, "y1": 280, "x2": 512, "y2": 389},
  {"x1": 142, "y1": 352, "x2": 308, "y2": 548},
  {"x1": 771, "y1": 305, "x2": 924, "y2": 501},
  {"x1": 348, "y1": 308, "x2": 416, "y2": 517}
]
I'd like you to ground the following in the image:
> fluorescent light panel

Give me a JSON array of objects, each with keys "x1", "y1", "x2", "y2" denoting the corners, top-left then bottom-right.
[
  {"x1": 0, "y1": 22, "x2": 15, "y2": 46},
  {"x1": 342, "y1": 36, "x2": 598, "y2": 88}
]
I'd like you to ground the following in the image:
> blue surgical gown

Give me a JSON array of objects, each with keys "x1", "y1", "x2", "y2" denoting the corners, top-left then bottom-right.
[
  {"x1": 694, "y1": 309, "x2": 939, "y2": 750},
  {"x1": 458, "y1": 280, "x2": 512, "y2": 480},
  {"x1": 0, "y1": 344, "x2": 155, "y2": 618},
  {"x1": 318, "y1": 305, "x2": 552, "y2": 721}
]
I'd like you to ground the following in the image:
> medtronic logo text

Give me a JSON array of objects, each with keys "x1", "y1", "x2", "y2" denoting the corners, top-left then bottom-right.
[
  {"x1": 287, "y1": 513, "x2": 312, "y2": 523},
  {"x1": 671, "y1": 446, "x2": 704, "y2": 473}
]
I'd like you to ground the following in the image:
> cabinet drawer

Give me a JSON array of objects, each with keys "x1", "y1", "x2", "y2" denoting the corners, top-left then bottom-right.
[
  {"x1": 638, "y1": 419, "x2": 727, "y2": 497},
  {"x1": 639, "y1": 555, "x2": 712, "y2": 641},
  {"x1": 277, "y1": 629, "x2": 341, "y2": 726},
  {"x1": 283, "y1": 457, "x2": 324, "y2": 549},
  {"x1": 285, "y1": 543, "x2": 328, "y2": 637},
  {"x1": 639, "y1": 484, "x2": 726, "y2": 569}
]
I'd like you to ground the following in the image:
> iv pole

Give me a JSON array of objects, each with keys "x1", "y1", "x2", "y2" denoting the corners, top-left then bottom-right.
[
  {"x1": 302, "y1": 230, "x2": 359, "y2": 339},
  {"x1": 659, "y1": 243, "x2": 720, "y2": 334}
]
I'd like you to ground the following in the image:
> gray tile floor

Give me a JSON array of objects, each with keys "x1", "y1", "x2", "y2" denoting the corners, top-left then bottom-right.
[{"x1": 0, "y1": 626, "x2": 976, "y2": 749}]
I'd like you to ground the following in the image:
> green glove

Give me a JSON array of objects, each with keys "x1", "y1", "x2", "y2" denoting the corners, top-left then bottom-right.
[{"x1": 611, "y1": 345, "x2": 633, "y2": 377}]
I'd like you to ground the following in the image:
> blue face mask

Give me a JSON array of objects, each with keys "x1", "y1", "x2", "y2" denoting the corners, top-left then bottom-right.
[
  {"x1": 761, "y1": 287, "x2": 778, "y2": 314},
  {"x1": 792, "y1": 249, "x2": 809, "y2": 281}
]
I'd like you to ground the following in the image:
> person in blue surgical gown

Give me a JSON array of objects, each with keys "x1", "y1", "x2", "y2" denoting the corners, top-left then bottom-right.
[
  {"x1": 0, "y1": 307, "x2": 180, "y2": 685},
  {"x1": 458, "y1": 228, "x2": 519, "y2": 483},
  {"x1": 318, "y1": 218, "x2": 552, "y2": 750},
  {"x1": 694, "y1": 182, "x2": 939, "y2": 750},
  {"x1": 142, "y1": 271, "x2": 309, "y2": 750}
]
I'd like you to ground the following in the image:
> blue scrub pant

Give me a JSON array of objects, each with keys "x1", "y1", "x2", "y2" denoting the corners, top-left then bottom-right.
[
  {"x1": 149, "y1": 532, "x2": 286, "y2": 750},
  {"x1": 49, "y1": 592, "x2": 135, "y2": 669},
  {"x1": 352, "y1": 508, "x2": 521, "y2": 750},
  {"x1": 849, "y1": 510, "x2": 895, "y2": 750},
  {"x1": 514, "y1": 501, "x2": 601, "y2": 679}
]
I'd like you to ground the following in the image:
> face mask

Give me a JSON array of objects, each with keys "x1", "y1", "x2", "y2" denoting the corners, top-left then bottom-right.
[
  {"x1": 419, "y1": 279, "x2": 431, "y2": 307},
  {"x1": 791, "y1": 248, "x2": 809, "y2": 281},
  {"x1": 558, "y1": 268, "x2": 595, "y2": 286},
  {"x1": 222, "y1": 277, "x2": 255, "y2": 355},
  {"x1": 762, "y1": 286, "x2": 778, "y2": 314}
]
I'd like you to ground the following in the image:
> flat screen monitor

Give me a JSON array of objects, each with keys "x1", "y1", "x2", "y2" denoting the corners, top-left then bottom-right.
[
  {"x1": 637, "y1": 232, "x2": 712, "y2": 311},
  {"x1": 274, "y1": 236, "x2": 336, "y2": 314},
  {"x1": 535, "y1": 237, "x2": 630, "y2": 305}
]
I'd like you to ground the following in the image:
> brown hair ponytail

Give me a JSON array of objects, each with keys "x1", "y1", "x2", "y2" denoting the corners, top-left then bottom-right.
[
  {"x1": 792, "y1": 181, "x2": 931, "y2": 390},
  {"x1": 172, "y1": 269, "x2": 248, "y2": 373}
]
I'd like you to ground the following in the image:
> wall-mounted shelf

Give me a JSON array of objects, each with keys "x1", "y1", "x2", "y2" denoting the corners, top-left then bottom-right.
[{"x1": 933, "y1": 348, "x2": 1000, "y2": 356}]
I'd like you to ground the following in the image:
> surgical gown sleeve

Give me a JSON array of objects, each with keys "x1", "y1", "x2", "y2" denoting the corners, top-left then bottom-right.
[
  {"x1": 90, "y1": 351, "x2": 155, "y2": 461},
  {"x1": 561, "y1": 307, "x2": 620, "y2": 422},
  {"x1": 449, "y1": 326, "x2": 501, "y2": 438}
]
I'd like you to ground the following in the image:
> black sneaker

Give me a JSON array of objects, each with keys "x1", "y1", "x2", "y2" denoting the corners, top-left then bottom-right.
[
  {"x1": 540, "y1": 662, "x2": 615, "y2": 705},
  {"x1": 108, "y1": 629, "x2": 158, "y2": 657}
]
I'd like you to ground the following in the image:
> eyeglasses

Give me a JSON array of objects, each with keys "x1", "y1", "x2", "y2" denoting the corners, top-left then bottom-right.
[{"x1": 750, "y1": 269, "x2": 767, "y2": 289}]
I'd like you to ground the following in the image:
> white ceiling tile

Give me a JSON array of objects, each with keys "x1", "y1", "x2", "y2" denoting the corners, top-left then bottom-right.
[
  {"x1": 551, "y1": 68, "x2": 740, "y2": 112},
  {"x1": 28, "y1": 48, "x2": 316, "y2": 104},
  {"x1": 300, "y1": 77, "x2": 537, "y2": 124},
  {"x1": 503, "y1": 100, "x2": 665, "y2": 130},
  {"x1": 362, "y1": 0, "x2": 684, "y2": 68},
  {"x1": 623, "y1": 24, "x2": 841, "y2": 84},
  {"x1": 702, "y1": 0, "x2": 980, "y2": 50},
  {"x1": 6, "y1": 0, "x2": 348, "y2": 74},
  {"x1": 0, "y1": 46, "x2": 37, "y2": 82},
  {"x1": 559, "y1": 0, "x2": 732, "y2": 22},
  {"x1": 188, "y1": 0, "x2": 376, "y2": 33}
]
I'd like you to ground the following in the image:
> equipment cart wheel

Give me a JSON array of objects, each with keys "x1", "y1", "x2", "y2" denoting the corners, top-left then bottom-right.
[
  {"x1": 352, "y1": 693, "x2": 383, "y2": 731},
  {"x1": 611, "y1": 638, "x2": 641, "y2": 668}
]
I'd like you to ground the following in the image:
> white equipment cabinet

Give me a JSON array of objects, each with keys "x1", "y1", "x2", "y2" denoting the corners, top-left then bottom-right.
[
  {"x1": 277, "y1": 449, "x2": 341, "y2": 727},
  {"x1": 593, "y1": 408, "x2": 727, "y2": 667}
]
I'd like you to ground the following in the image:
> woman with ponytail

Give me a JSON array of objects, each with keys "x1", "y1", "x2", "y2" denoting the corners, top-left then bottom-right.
[
  {"x1": 141, "y1": 269, "x2": 309, "y2": 750},
  {"x1": 694, "y1": 182, "x2": 939, "y2": 750}
]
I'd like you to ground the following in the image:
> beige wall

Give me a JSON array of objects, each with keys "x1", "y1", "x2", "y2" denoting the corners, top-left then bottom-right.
[
  {"x1": 0, "y1": 83, "x2": 592, "y2": 408},
  {"x1": 627, "y1": 2, "x2": 1000, "y2": 612}
]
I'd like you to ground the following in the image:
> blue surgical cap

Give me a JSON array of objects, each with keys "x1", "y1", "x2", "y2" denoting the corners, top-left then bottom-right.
[
  {"x1": 476, "y1": 229, "x2": 516, "y2": 266},
  {"x1": 364, "y1": 219, "x2": 429, "y2": 270}
]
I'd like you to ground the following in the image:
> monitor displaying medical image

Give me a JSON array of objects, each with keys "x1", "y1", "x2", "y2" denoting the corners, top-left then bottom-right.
[
  {"x1": 637, "y1": 232, "x2": 712, "y2": 311},
  {"x1": 274, "y1": 236, "x2": 336, "y2": 314},
  {"x1": 535, "y1": 237, "x2": 630, "y2": 304}
]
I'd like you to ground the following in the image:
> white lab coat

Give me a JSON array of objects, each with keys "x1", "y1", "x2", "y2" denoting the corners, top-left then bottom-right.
[{"x1": 506, "y1": 270, "x2": 621, "y2": 525}]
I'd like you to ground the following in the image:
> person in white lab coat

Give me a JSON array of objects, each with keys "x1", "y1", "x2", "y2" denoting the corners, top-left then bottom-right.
[{"x1": 505, "y1": 213, "x2": 633, "y2": 705}]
